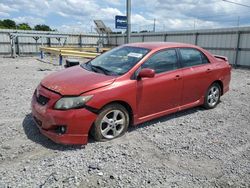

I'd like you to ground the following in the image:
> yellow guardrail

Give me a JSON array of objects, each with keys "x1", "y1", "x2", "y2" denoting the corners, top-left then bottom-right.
[
  {"x1": 40, "y1": 47, "x2": 61, "y2": 55},
  {"x1": 39, "y1": 46, "x2": 111, "y2": 65},
  {"x1": 48, "y1": 47, "x2": 110, "y2": 52},
  {"x1": 61, "y1": 50, "x2": 101, "y2": 58},
  {"x1": 40, "y1": 47, "x2": 110, "y2": 53}
]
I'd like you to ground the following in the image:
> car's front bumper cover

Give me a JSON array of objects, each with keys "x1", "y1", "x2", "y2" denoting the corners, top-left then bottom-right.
[{"x1": 31, "y1": 85, "x2": 97, "y2": 145}]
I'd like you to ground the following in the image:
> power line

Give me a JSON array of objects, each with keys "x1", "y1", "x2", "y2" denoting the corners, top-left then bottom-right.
[
  {"x1": 197, "y1": 14, "x2": 243, "y2": 20},
  {"x1": 222, "y1": 0, "x2": 250, "y2": 8}
]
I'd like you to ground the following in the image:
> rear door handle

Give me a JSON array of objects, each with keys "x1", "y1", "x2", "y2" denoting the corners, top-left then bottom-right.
[{"x1": 174, "y1": 75, "x2": 182, "y2": 80}]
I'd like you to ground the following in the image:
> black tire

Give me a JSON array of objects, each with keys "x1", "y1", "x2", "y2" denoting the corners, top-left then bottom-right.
[
  {"x1": 203, "y1": 83, "x2": 221, "y2": 109},
  {"x1": 91, "y1": 103, "x2": 129, "y2": 142}
]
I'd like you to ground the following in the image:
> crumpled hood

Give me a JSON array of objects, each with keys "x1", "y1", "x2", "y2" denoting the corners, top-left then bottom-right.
[{"x1": 41, "y1": 66, "x2": 116, "y2": 95}]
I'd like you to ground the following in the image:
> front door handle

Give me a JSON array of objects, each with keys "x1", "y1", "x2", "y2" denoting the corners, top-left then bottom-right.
[
  {"x1": 174, "y1": 75, "x2": 182, "y2": 80},
  {"x1": 206, "y1": 68, "x2": 212, "y2": 73}
]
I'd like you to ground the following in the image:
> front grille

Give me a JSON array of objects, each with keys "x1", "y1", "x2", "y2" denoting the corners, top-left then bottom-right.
[{"x1": 36, "y1": 94, "x2": 50, "y2": 106}]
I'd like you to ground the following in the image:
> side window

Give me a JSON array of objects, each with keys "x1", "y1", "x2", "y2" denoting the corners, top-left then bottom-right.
[
  {"x1": 179, "y1": 48, "x2": 209, "y2": 68},
  {"x1": 141, "y1": 49, "x2": 178, "y2": 74}
]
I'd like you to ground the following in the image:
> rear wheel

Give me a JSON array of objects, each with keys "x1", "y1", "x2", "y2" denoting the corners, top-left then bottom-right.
[
  {"x1": 203, "y1": 83, "x2": 221, "y2": 109},
  {"x1": 91, "y1": 104, "x2": 129, "y2": 141}
]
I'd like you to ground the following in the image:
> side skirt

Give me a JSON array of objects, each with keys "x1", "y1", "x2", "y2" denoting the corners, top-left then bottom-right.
[{"x1": 134, "y1": 98, "x2": 204, "y2": 125}]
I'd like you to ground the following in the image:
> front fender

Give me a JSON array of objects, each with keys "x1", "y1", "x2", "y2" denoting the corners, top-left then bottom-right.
[{"x1": 84, "y1": 79, "x2": 137, "y2": 116}]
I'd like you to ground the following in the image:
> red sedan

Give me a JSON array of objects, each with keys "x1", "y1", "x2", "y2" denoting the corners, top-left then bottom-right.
[{"x1": 31, "y1": 42, "x2": 231, "y2": 145}]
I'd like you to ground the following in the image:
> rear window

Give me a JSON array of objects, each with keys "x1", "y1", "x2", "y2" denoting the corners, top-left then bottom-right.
[{"x1": 179, "y1": 48, "x2": 209, "y2": 67}]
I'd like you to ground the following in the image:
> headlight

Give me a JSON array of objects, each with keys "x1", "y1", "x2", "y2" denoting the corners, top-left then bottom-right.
[{"x1": 54, "y1": 95, "x2": 93, "y2": 110}]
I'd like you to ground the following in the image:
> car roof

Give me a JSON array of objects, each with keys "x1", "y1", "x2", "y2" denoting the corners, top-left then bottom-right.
[{"x1": 124, "y1": 42, "x2": 198, "y2": 50}]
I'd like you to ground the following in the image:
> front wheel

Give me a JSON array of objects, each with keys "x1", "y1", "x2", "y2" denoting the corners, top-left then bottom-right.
[
  {"x1": 91, "y1": 104, "x2": 129, "y2": 141},
  {"x1": 203, "y1": 83, "x2": 221, "y2": 109}
]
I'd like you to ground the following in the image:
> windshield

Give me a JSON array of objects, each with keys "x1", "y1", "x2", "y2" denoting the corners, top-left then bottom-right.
[{"x1": 81, "y1": 46, "x2": 150, "y2": 75}]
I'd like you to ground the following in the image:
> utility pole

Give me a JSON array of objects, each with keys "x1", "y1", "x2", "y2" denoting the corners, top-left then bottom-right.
[
  {"x1": 163, "y1": 24, "x2": 166, "y2": 32},
  {"x1": 237, "y1": 16, "x2": 240, "y2": 27},
  {"x1": 126, "y1": 0, "x2": 131, "y2": 43},
  {"x1": 153, "y1": 19, "x2": 156, "y2": 32}
]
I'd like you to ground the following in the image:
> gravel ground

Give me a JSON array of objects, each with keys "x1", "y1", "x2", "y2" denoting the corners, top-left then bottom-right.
[{"x1": 0, "y1": 56, "x2": 249, "y2": 188}]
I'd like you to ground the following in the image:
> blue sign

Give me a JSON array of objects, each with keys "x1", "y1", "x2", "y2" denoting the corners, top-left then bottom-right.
[{"x1": 115, "y1": 15, "x2": 127, "y2": 29}]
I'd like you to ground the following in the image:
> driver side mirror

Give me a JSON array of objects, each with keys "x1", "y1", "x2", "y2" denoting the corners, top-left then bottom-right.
[{"x1": 138, "y1": 68, "x2": 155, "y2": 79}]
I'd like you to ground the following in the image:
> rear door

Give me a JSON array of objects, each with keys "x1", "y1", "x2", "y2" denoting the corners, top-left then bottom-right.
[
  {"x1": 178, "y1": 48, "x2": 214, "y2": 106},
  {"x1": 136, "y1": 48, "x2": 183, "y2": 118}
]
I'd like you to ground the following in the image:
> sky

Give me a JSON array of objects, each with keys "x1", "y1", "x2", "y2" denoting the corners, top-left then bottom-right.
[{"x1": 0, "y1": 0, "x2": 250, "y2": 33}]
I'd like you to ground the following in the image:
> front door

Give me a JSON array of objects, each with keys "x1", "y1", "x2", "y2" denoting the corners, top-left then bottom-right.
[{"x1": 136, "y1": 49, "x2": 183, "y2": 118}]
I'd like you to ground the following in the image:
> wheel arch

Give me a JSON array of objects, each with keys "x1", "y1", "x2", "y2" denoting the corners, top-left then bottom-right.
[
  {"x1": 101, "y1": 100, "x2": 134, "y2": 126},
  {"x1": 88, "y1": 100, "x2": 134, "y2": 136},
  {"x1": 211, "y1": 80, "x2": 224, "y2": 95}
]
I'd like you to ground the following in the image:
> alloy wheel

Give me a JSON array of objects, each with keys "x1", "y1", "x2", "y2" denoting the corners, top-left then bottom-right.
[
  {"x1": 207, "y1": 86, "x2": 220, "y2": 107},
  {"x1": 100, "y1": 110, "x2": 126, "y2": 139}
]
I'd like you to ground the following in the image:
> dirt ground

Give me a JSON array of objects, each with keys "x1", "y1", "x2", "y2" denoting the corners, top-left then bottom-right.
[{"x1": 0, "y1": 56, "x2": 249, "y2": 188}]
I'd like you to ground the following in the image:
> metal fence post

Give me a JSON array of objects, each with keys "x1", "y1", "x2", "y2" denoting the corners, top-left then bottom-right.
[
  {"x1": 47, "y1": 37, "x2": 51, "y2": 47},
  {"x1": 195, "y1": 33, "x2": 198, "y2": 45},
  {"x1": 234, "y1": 31, "x2": 241, "y2": 67},
  {"x1": 33, "y1": 37, "x2": 39, "y2": 53},
  {"x1": 79, "y1": 35, "x2": 82, "y2": 47},
  {"x1": 164, "y1": 34, "x2": 167, "y2": 42},
  {"x1": 16, "y1": 36, "x2": 20, "y2": 56},
  {"x1": 10, "y1": 36, "x2": 16, "y2": 58}
]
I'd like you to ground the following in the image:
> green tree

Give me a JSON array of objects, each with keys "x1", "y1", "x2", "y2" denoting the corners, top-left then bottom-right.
[
  {"x1": 0, "y1": 19, "x2": 54, "y2": 31},
  {"x1": 0, "y1": 20, "x2": 3, "y2": 28},
  {"x1": 34, "y1": 24, "x2": 52, "y2": 31},
  {"x1": 17, "y1": 23, "x2": 32, "y2": 30},
  {"x1": 0, "y1": 19, "x2": 16, "y2": 29}
]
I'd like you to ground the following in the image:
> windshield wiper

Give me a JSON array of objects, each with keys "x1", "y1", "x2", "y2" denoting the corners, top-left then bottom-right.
[
  {"x1": 81, "y1": 63, "x2": 90, "y2": 70},
  {"x1": 91, "y1": 65, "x2": 116, "y2": 75}
]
